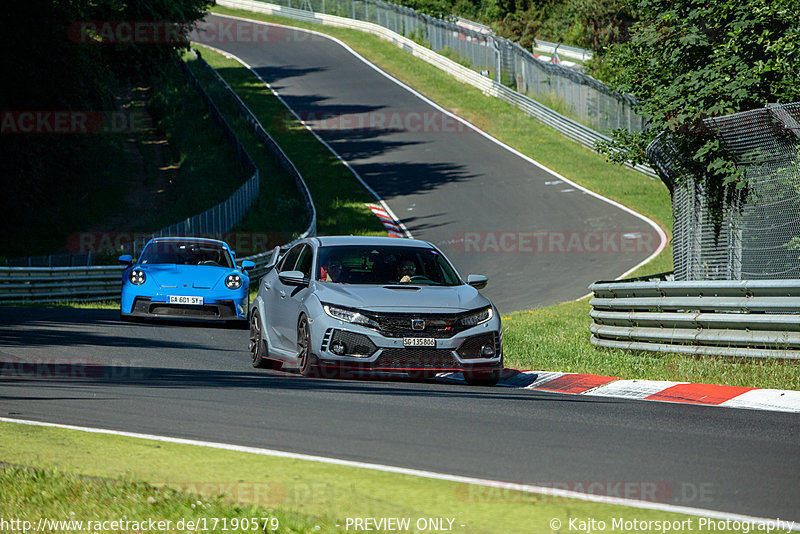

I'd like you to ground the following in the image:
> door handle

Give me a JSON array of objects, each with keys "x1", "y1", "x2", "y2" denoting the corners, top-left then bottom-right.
[{"x1": 279, "y1": 290, "x2": 286, "y2": 298}]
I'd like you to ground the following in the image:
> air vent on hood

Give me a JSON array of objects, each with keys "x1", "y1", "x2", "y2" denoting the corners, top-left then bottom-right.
[{"x1": 383, "y1": 285, "x2": 421, "y2": 290}]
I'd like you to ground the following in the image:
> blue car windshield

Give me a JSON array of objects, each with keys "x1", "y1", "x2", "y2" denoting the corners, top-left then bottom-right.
[
  {"x1": 317, "y1": 245, "x2": 461, "y2": 286},
  {"x1": 139, "y1": 242, "x2": 233, "y2": 268}
]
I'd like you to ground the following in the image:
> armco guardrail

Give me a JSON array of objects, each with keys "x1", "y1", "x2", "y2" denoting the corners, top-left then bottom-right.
[
  {"x1": 533, "y1": 39, "x2": 592, "y2": 62},
  {"x1": 589, "y1": 279, "x2": 800, "y2": 359},
  {"x1": 0, "y1": 247, "x2": 278, "y2": 305},
  {"x1": 0, "y1": 266, "x2": 125, "y2": 304},
  {"x1": 216, "y1": 0, "x2": 657, "y2": 178}
]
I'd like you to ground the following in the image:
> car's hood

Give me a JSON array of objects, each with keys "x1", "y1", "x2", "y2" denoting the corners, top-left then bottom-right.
[
  {"x1": 314, "y1": 283, "x2": 490, "y2": 312},
  {"x1": 139, "y1": 264, "x2": 230, "y2": 289}
]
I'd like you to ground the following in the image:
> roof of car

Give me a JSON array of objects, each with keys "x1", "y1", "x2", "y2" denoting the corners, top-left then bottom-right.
[
  {"x1": 150, "y1": 237, "x2": 228, "y2": 247},
  {"x1": 313, "y1": 236, "x2": 432, "y2": 248}
]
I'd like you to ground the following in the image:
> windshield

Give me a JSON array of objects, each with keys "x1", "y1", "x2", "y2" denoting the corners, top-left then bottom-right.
[
  {"x1": 316, "y1": 245, "x2": 461, "y2": 286},
  {"x1": 139, "y1": 241, "x2": 234, "y2": 268}
]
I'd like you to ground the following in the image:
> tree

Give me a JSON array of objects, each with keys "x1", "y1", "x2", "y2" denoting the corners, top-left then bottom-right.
[{"x1": 596, "y1": 0, "x2": 800, "y2": 226}]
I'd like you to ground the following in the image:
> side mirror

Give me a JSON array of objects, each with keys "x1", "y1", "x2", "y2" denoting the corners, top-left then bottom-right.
[
  {"x1": 241, "y1": 260, "x2": 255, "y2": 271},
  {"x1": 278, "y1": 270, "x2": 308, "y2": 287},
  {"x1": 466, "y1": 274, "x2": 488, "y2": 290},
  {"x1": 118, "y1": 254, "x2": 133, "y2": 265}
]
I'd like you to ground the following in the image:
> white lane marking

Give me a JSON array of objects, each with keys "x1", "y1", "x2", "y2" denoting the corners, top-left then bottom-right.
[
  {"x1": 585, "y1": 380, "x2": 688, "y2": 399},
  {"x1": 2, "y1": 417, "x2": 796, "y2": 528},
  {"x1": 193, "y1": 40, "x2": 413, "y2": 239},
  {"x1": 520, "y1": 371, "x2": 565, "y2": 389},
  {"x1": 720, "y1": 389, "x2": 800, "y2": 413},
  {"x1": 206, "y1": 13, "x2": 668, "y2": 277}
]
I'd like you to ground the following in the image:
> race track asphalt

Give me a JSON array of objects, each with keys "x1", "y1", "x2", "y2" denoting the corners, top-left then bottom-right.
[
  {"x1": 1, "y1": 307, "x2": 798, "y2": 521},
  {"x1": 202, "y1": 14, "x2": 662, "y2": 313}
]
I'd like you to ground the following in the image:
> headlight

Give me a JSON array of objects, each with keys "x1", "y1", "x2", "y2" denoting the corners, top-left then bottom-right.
[
  {"x1": 225, "y1": 273, "x2": 243, "y2": 289},
  {"x1": 323, "y1": 304, "x2": 379, "y2": 329},
  {"x1": 128, "y1": 269, "x2": 146, "y2": 285},
  {"x1": 460, "y1": 306, "x2": 493, "y2": 327}
]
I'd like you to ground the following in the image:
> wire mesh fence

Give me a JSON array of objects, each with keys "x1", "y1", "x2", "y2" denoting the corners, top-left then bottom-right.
[
  {"x1": 254, "y1": 0, "x2": 644, "y2": 133},
  {"x1": 649, "y1": 102, "x2": 800, "y2": 281}
]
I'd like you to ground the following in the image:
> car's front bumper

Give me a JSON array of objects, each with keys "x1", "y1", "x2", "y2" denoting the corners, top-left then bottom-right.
[
  {"x1": 121, "y1": 290, "x2": 249, "y2": 321},
  {"x1": 309, "y1": 316, "x2": 503, "y2": 375}
]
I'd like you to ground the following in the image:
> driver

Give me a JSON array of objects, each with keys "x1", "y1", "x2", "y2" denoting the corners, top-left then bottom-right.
[{"x1": 397, "y1": 259, "x2": 416, "y2": 283}]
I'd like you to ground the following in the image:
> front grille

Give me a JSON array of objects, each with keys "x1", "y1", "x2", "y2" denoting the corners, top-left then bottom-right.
[
  {"x1": 457, "y1": 332, "x2": 500, "y2": 359},
  {"x1": 135, "y1": 298, "x2": 236, "y2": 319},
  {"x1": 329, "y1": 330, "x2": 378, "y2": 357},
  {"x1": 372, "y1": 349, "x2": 460, "y2": 370},
  {"x1": 363, "y1": 312, "x2": 469, "y2": 338}
]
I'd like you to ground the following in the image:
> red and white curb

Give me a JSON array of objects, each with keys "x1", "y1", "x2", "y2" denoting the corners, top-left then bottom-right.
[
  {"x1": 437, "y1": 370, "x2": 800, "y2": 413},
  {"x1": 366, "y1": 203, "x2": 405, "y2": 237}
]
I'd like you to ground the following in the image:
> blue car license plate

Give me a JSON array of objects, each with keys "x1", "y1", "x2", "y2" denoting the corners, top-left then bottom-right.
[{"x1": 169, "y1": 296, "x2": 204, "y2": 305}]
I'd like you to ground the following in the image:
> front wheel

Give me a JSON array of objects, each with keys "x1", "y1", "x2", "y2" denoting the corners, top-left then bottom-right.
[
  {"x1": 297, "y1": 315, "x2": 318, "y2": 377},
  {"x1": 250, "y1": 310, "x2": 282, "y2": 370}
]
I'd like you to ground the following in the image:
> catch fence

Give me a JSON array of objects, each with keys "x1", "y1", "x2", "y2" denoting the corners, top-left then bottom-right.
[
  {"x1": 246, "y1": 0, "x2": 643, "y2": 134},
  {"x1": 648, "y1": 102, "x2": 800, "y2": 281}
]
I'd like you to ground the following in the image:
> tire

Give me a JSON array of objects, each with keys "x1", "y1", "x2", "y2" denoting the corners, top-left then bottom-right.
[
  {"x1": 297, "y1": 315, "x2": 318, "y2": 377},
  {"x1": 249, "y1": 310, "x2": 282, "y2": 370},
  {"x1": 463, "y1": 368, "x2": 501, "y2": 386}
]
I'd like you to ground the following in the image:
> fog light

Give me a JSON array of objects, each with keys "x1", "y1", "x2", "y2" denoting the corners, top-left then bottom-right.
[
  {"x1": 331, "y1": 340, "x2": 346, "y2": 355},
  {"x1": 480, "y1": 344, "x2": 495, "y2": 358}
]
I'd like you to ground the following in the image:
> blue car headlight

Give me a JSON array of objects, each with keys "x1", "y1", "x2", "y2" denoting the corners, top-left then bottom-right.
[
  {"x1": 460, "y1": 306, "x2": 493, "y2": 327},
  {"x1": 128, "y1": 269, "x2": 146, "y2": 285},
  {"x1": 225, "y1": 273, "x2": 243, "y2": 290},
  {"x1": 322, "y1": 304, "x2": 379, "y2": 329}
]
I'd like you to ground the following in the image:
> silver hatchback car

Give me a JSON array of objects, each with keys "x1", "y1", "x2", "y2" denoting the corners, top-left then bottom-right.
[{"x1": 249, "y1": 236, "x2": 503, "y2": 385}]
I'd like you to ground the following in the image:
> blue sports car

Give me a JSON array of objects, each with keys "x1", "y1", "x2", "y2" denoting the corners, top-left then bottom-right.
[{"x1": 119, "y1": 237, "x2": 254, "y2": 323}]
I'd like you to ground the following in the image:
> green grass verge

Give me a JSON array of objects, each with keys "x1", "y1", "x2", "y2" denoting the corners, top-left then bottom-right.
[
  {"x1": 184, "y1": 49, "x2": 307, "y2": 246},
  {"x1": 503, "y1": 298, "x2": 800, "y2": 390},
  {"x1": 1, "y1": 421, "x2": 727, "y2": 534},
  {"x1": 191, "y1": 46, "x2": 386, "y2": 239}
]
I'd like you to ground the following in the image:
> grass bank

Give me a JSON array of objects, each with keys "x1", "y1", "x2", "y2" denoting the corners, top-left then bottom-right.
[
  {"x1": 190, "y1": 46, "x2": 386, "y2": 239},
  {"x1": 0, "y1": 421, "x2": 724, "y2": 534}
]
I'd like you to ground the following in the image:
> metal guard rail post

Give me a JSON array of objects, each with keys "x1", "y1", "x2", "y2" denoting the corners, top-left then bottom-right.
[{"x1": 589, "y1": 279, "x2": 800, "y2": 360}]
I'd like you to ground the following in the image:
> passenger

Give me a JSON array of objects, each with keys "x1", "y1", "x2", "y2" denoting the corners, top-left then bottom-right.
[{"x1": 320, "y1": 257, "x2": 344, "y2": 282}]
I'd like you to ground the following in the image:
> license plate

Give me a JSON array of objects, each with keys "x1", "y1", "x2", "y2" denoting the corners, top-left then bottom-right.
[
  {"x1": 169, "y1": 295, "x2": 203, "y2": 305},
  {"x1": 403, "y1": 337, "x2": 435, "y2": 347}
]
